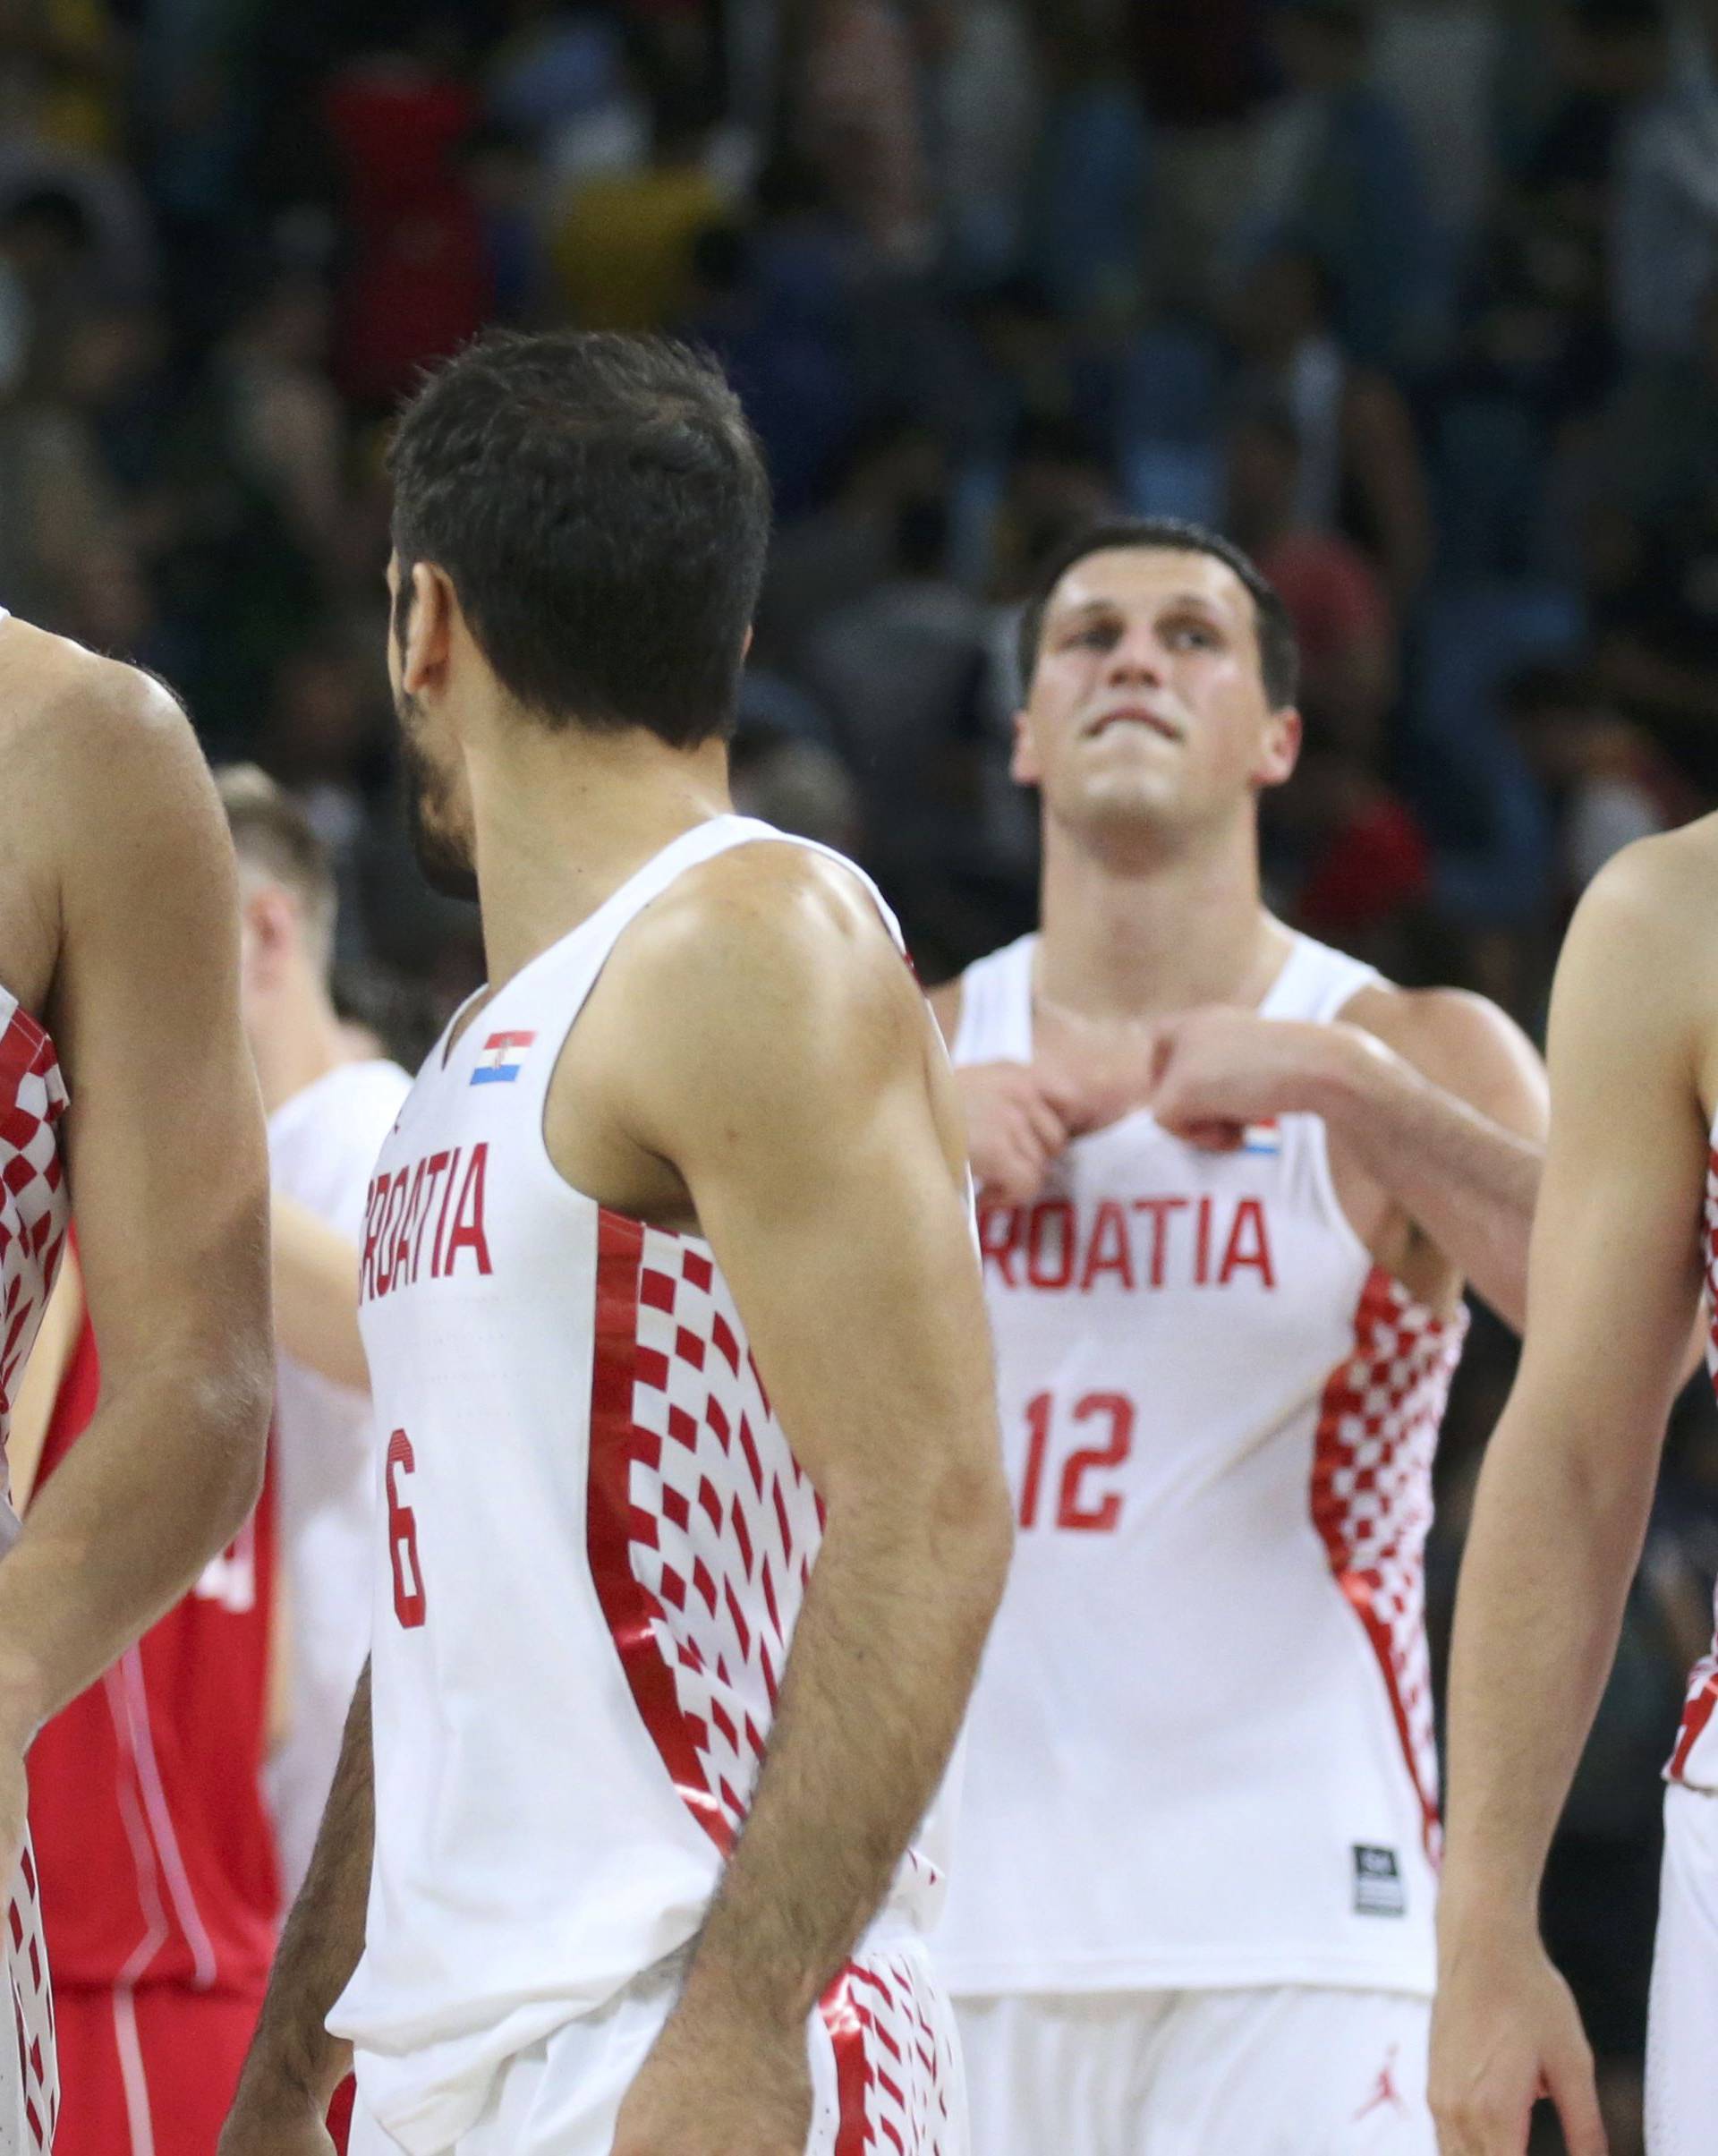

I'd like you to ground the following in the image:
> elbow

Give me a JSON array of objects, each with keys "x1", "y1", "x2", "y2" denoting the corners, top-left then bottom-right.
[
  {"x1": 931, "y1": 1452, "x2": 1016, "y2": 1625},
  {"x1": 186, "y1": 1341, "x2": 273, "y2": 1543}
]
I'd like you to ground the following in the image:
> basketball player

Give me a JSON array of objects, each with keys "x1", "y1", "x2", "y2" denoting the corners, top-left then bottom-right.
[
  {"x1": 927, "y1": 517, "x2": 1550, "y2": 2153},
  {"x1": 4, "y1": 766, "x2": 406, "y2": 2156},
  {"x1": 0, "y1": 624, "x2": 274, "y2": 2152},
  {"x1": 1427, "y1": 824, "x2": 1718, "y2": 2154},
  {"x1": 218, "y1": 330, "x2": 1009, "y2": 2156},
  {"x1": 217, "y1": 765, "x2": 411, "y2": 1903}
]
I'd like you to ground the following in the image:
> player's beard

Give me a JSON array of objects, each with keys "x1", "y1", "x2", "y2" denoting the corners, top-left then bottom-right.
[{"x1": 395, "y1": 690, "x2": 481, "y2": 905}]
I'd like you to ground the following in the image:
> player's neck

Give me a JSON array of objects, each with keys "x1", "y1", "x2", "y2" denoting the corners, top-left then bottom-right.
[
  {"x1": 1035, "y1": 812, "x2": 1288, "y2": 1024},
  {"x1": 253, "y1": 973, "x2": 350, "y2": 1119},
  {"x1": 468, "y1": 727, "x2": 733, "y2": 990}
]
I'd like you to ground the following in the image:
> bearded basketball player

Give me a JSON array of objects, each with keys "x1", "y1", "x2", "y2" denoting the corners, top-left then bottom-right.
[
  {"x1": 219, "y1": 330, "x2": 1010, "y2": 2156},
  {"x1": 0, "y1": 626, "x2": 273, "y2": 2152}
]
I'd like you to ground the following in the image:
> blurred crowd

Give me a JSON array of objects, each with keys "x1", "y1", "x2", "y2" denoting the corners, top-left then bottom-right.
[{"x1": 2, "y1": 0, "x2": 1716, "y2": 2142}]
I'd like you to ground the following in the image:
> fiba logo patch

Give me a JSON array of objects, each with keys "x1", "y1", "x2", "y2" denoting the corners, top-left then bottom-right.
[{"x1": 1352, "y1": 1845, "x2": 1406, "y2": 1917}]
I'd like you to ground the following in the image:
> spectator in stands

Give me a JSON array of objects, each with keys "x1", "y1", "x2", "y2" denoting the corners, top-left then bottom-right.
[
  {"x1": 1226, "y1": 400, "x2": 1397, "y2": 761},
  {"x1": 1612, "y1": 0, "x2": 1718, "y2": 358},
  {"x1": 1246, "y1": 0, "x2": 1431, "y2": 363},
  {"x1": 1229, "y1": 244, "x2": 1433, "y2": 604}
]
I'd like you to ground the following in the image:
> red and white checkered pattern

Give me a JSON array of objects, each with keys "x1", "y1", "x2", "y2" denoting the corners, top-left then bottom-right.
[
  {"x1": 4, "y1": 1836, "x2": 56, "y2": 2154},
  {"x1": 604, "y1": 1219, "x2": 827, "y2": 1844},
  {"x1": 0, "y1": 993, "x2": 68, "y2": 1530},
  {"x1": 821, "y1": 1947, "x2": 960, "y2": 2155},
  {"x1": 1310, "y1": 1267, "x2": 1466, "y2": 1862},
  {"x1": 1668, "y1": 1152, "x2": 1718, "y2": 1783}
]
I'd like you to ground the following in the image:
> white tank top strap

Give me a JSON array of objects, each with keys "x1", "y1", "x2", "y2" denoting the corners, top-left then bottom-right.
[
  {"x1": 470, "y1": 815, "x2": 904, "y2": 1114},
  {"x1": 1261, "y1": 932, "x2": 1383, "y2": 1027},
  {"x1": 951, "y1": 933, "x2": 1035, "y2": 1065}
]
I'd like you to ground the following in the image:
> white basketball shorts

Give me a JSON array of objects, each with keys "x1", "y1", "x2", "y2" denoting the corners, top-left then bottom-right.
[
  {"x1": 1646, "y1": 1779, "x2": 1718, "y2": 2154},
  {"x1": 955, "y1": 1984, "x2": 1434, "y2": 2156},
  {"x1": 2, "y1": 1836, "x2": 56, "y2": 2156},
  {"x1": 350, "y1": 1935, "x2": 966, "y2": 2156}
]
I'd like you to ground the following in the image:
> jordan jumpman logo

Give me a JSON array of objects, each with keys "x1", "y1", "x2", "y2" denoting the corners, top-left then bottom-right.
[{"x1": 1354, "y1": 2045, "x2": 1406, "y2": 2121}]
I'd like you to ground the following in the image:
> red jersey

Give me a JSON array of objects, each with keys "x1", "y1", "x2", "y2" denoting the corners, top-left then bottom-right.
[{"x1": 27, "y1": 1317, "x2": 280, "y2": 1991}]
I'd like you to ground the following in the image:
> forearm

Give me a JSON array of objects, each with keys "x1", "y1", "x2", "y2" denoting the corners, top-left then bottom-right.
[
  {"x1": 1318, "y1": 1035, "x2": 1542, "y2": 1326},
  {"x1": 1440, "y1": 1413, "x2": 1652, "y2": 1947},
  {"x1": 235, "y1": 1664, "x2": 373, "y2": 2109},
  {"x1": 272, "y1": 1197, "x2": 367, "y2": 1391},
  {"x1": 679, "y1": 1482, "x2": 1011, "y2": 2027},
  {"x1": 0, "y1": 1352, "x2": 268, "y2": 1743}
]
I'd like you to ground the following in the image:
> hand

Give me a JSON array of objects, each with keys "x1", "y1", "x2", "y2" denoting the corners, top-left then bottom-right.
[
  {"x1": 611, "y1": 2001, "x2": 812, "y2": 2156},
  {"x1": 955, "y1": 1061, "x2": 1091, "y2": 1204},
  {"x1": 1429, "y1": 1930, "x2": 1606, "y2": 2156},
  {"x1": 1149, "y1": 1009, "x2": 1374, "y2": 1152},
  {"x1": 217, "y1": 2075, "x2": 337, "y2": 2156}
]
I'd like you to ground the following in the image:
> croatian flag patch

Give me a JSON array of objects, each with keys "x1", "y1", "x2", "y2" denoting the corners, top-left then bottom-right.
[
  {"x1": 472, "y1": 1030, "x2": 536, "y2": 1085},
  {"x1": 1241, "y1": 1119, "x2": 1282, "y2": 1155}
]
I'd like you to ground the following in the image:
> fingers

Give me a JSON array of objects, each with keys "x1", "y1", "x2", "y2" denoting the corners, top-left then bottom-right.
[{"x1": 1544, "y1": 2033, "x2": 1608, "y2": 2156}]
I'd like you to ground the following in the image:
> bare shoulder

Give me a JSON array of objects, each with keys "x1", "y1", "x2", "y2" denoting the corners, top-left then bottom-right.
[
  {"x1": 1339, "y1": 976, "x2": 1548, "y2": 1135},
  {"x1": 0, "y1": 626, "x2": 218, "y2": 1010},
  {"x1": 615, "y1": 838, "x2": 923, "y2": 1074},
  {"x1": 1, "y1": 624, "x2": 208, "y2": 829}
]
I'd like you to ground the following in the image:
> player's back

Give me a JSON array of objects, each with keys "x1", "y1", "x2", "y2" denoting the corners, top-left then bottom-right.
[
  {"x1": 331, "y1": 815, "x2": 948, "y2": 2155},
  {"x1": 937, "y1": 931, "x2": 1467, "y2": 2004}
]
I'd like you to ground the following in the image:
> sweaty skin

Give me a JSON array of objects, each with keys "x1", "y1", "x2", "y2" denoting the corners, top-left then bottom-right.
[
  {"x1": 1431, "y1": 822, "x2": 1718, "y2": 2156},
  {"x1": 0, "y1": 618, "x2": 274, "y2": 1885}
]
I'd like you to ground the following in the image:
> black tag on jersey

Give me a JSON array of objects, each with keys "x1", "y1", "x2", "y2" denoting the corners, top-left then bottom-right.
[{"x1": 1353, "y1": 1845, "x2": 1406, "y2": 1916}]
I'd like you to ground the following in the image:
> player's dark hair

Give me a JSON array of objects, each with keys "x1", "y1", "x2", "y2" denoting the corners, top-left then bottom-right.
[
  {"x1": 217, "y1": 763, "x2": 337, "y2": 962},
  {"x1": 388, "y1": 330, "x2": 771, "y2": 747},
  {"x1": 1016, "y1": 517, "x2": 1300, "y2": 711}
]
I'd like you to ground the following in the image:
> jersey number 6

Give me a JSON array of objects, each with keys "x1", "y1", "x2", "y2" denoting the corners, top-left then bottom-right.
[{"x1": 387, "y1": 1428, "x2": 429, "y2": 1628}]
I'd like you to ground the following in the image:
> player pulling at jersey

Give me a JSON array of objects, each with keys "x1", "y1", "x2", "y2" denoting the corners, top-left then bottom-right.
[
  {"x1": 219, "y1": 330, "x2": 1010, "y2": 2156},
  {"x1": 0, "y1": 622, "x2": 274, "y2": 2152},
  {"x1": 929, "y1": 519, "x2": 1549, "y2": 2153},
  {"x1": 1429, "y1": 826, "x2": 1718, "y2": 2156}
]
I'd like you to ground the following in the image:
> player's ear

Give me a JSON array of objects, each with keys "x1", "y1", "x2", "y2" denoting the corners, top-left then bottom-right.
[
  {"x1": 400, "y1": 562, "x2": 456, "y2": 698},
  {"x1": 1254, "y1": 704, "x2": 1301, "y2": 791}
]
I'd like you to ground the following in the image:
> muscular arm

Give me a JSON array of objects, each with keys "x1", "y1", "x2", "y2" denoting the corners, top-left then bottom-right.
[
  {"x1": 1430, "y1": 842, "x2": 1707, "y2": 2156},
  {"x1": 272, "y1": 1195, "x2": 367, "y2": 1392},
  {"x1": 587, "y1": 853, "x2": 1011, "y2": 2143},
  {"x1": 1313, "y1": 986, "x2": 1548, "y2": 1326},
  {"x1": 224, "y1": 1665, "x2": 371, "y2": 2150},
  {"x1": 0, "y1": 668, "x2": 273, "y2": 1782},
  {"x1": 1151, "y1": 987, "x2": 1548, "y2": 1327}
]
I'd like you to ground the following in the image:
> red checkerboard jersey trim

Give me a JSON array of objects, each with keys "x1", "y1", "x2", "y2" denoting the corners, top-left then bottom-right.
[
  {"x1": 1310, "y1": 1266, "x2": 1466, "y2": 1862},
  {"x1": 6, "y1": 1833, "x2": 57, "y2": 2152},
  {"x1": 0, "y1": 994, "x2": 68, "y2": 1496},
  {"x1": 1668, "y1": 1150, "x2": 1718, "y2": 1782},
  {"x1": 821, "y1": 1951, "x2": 958, "y2": 2154},
  {"x1": 588, "y1": 1208, "x2": 826, "y2": 1849}
]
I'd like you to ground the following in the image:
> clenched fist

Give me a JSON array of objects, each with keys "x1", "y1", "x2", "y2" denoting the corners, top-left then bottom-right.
[{"x1": 954, "y1": 1061, "x2": 1094, "y2": 1204}]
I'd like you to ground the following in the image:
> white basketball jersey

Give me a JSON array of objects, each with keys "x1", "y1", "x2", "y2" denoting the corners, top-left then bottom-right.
[
  {"x1": 264, "y1": 1057, "x2": 412, "y2": 1901},
  {"x1": 1667, "y1": 1134, "x2": 1718, "y2": 1791},
  {"x1": 934, "y1": 931, "x2": 1466, "y2": 2001},
  {"x1": 328, "y1": 816, "x2": 949, "y2": 2156}
]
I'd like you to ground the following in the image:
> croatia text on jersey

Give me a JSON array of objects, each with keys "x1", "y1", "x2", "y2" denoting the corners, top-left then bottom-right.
[
  {"x1": 980, "y1": 1192, "x2": 1278, "y2": 1292},
  {"x1": 361, "y1": 1144, "x2": 493, "y2": 1303}
]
